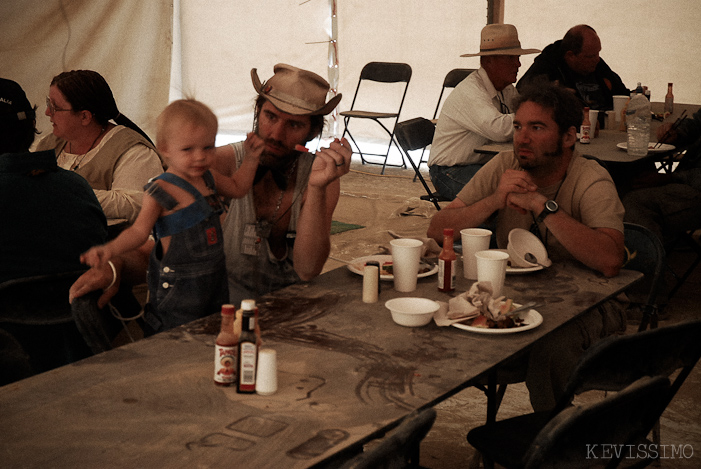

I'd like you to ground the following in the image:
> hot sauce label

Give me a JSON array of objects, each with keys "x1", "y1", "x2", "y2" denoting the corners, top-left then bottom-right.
[{"x1": 214, "y1": 345, "x2": 236, "y2": 384}]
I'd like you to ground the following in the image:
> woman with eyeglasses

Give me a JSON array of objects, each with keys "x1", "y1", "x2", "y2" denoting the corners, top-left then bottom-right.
[{"x1": 36, "y1": 70, "x2": 164, "y2": 226}]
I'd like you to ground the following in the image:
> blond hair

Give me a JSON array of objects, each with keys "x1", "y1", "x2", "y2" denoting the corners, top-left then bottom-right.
[{"x1": 156, "y1": 99, "x2": 218, "y2": 150}]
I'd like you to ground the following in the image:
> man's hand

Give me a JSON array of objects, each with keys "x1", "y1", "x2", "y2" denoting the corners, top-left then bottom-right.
[
  {"x1": 69, "y1": 261, "x2": 120, "y2": 308},
  {"x1": 507, "y1": 190, "x2": 548, "y2": 215},
  {"x1": 306, "y1": 138, "x2": 352, "y2": 188},
  {"x1": 493, "y1": 169, "x2": 538, "y2": 210}
]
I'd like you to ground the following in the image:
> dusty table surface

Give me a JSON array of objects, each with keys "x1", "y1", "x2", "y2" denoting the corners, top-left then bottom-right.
[{"x1": 0, "y1": 261, "x2": 640, "y2": 468}]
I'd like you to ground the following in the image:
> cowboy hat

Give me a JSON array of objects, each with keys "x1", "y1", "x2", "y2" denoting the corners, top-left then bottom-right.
[
  {"x1": 251, "y1": 64, "x2": 342, "y2": 116},
  {"x1": 461, "y1": 24, "x2": 540, "y2": 57}
]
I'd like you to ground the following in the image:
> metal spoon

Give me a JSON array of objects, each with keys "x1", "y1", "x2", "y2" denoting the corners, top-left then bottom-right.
[
  {"x1": 505, "y1": 301, "x2": 541, "y2": 318},
  {"x1": 524, "y1": 252, "x2": 546, "y2": 268}
]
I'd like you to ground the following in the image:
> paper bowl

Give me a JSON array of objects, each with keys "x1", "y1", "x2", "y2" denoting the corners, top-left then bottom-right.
[
  {"x1": 507, "y1": 228, "x2": 552, "y2": 268},
  {"x1": 385, "y1": 298, "x2": 439, "y2": 327}
]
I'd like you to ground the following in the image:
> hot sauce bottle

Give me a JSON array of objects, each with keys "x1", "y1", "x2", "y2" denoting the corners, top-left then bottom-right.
[
  {"x1": 580, "y1": 107, "x2": 591, "y2": 144},
  {"x1": 214, "y1": 304, "x2": 237, "y2": 386},
  {"x1": 438, "y1": 228, "x2": 456, "y2": 292},
  {"x1": 236, "y1": 300, "x2": 258, "y2": 394}
]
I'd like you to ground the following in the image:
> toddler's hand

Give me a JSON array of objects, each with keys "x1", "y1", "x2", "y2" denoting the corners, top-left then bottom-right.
[
  {"x1": 80, "y1": 246, "x2": 111, "y2": 268},
  {"x1": 243, "y1": 132, "x2": 264, "y2": 163}
]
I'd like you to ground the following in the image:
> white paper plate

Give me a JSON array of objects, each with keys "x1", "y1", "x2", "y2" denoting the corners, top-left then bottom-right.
[
  {"x1": 347, "y1": 255, "x2": 438, "y2": 281},
  {"x1": 452, "y1": 307, "x2": 543, "y2": 334},
  {"x1": 616, "y1": 142, "x2": 675, "y2": 154}
]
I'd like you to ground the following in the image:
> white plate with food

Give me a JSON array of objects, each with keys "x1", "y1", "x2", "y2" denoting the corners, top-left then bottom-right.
[
  {"x1": 347, "y1": 255, "x2": 438, "y2": 281},
  {"x1": 451, "y1": 307, "x2": 543, "y2": 334},
  {"x1": 616, "y1": 142, "x2": 675, "y2": 154}
]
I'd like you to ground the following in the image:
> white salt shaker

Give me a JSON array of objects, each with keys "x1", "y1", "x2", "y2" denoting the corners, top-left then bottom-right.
[{"x1": 362, "y1": 265, "x2": 379, "y2": 303}]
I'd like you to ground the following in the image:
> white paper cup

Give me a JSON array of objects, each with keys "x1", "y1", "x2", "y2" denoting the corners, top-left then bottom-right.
[
  {"x1": 460, "y1": 228, "x2": 492, "y2": 280},
  {"x1": 255, "y1": 348, "x2": 278, "y2": 396},
  {"x1": 390, "y1": 238, "x2": 424, "y2": 292},
  {"x1": 476, "y1": 250, "x2": 510, "y2": 297},
  {"x1": 588, "y1": 109, "x2": 599, "y2": 135},
  {"x1": 612, "y1": 95, "x2": 628, "y2": 122}
]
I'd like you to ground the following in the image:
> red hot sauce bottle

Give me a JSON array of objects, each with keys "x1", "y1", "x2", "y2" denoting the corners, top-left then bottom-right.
[
  {"x1": 214, "y1": 304, "x2": 237, "y2": 386},
  {"x1": 438, "y1": 228, "x2": 456, "y2": 292}
]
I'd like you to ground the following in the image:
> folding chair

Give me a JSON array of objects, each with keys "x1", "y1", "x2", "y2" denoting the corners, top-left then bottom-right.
[
  {"x1": 520, "y1": 376, "x2": 671, "y2": 469},
  {"x1": 339, "y1": 408, "x2": 437, "y2": 469},
  {"x1": 622, "y1": 222, "x2": 666, "y2": 331},
  {"x1": 413, "y1": 68, "x2": 476, "y2": 178},
  {"x1": 395, "y1": 117, "x2": 442, "y2": 211},
  {"x1": 467, "y1": 319, "x2": 701, "y2": 469},
  {"x1": 340, "y1": 62, "x2": 412, "y2": 174},
  {"x1": 666, "y1": 229, "x2": 701, "y2": 300}
]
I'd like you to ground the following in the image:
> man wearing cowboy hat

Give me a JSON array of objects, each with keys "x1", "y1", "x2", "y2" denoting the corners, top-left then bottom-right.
[
  {"x1": 68, "y1": 64, "x2": 352, "y2": 314},
  {"x1": 213, "y1": 64, "x2": 352, "y2": 306},
  {"x1": 428, "y1": 24, "x2": 539, "y2": 201}
]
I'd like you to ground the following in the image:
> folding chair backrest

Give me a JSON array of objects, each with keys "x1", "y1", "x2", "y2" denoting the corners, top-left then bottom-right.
[
  {"x1": 359, "y1": 62, "x2": 412, "y2": 83},
  {"x1": 433, "y1": 68, "x2": 476, "y2": 119},
  {"x1": 623, "y1": 222, "x2": 666, "y2": 329},
  {"x1": 395, "y1": 118, "x2": 435, "y2": 153},
  {"x1": 523, "y1": 376, "x2": 671, "y2": 469},
  {"x1": 562, "y1": 319, "x2": 701, "y2": 400},
  {"x1": 340, "y1": 408, "x2": 437, "y2": 469}
]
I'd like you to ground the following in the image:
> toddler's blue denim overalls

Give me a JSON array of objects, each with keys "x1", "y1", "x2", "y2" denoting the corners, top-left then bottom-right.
[{"x1": 143, "y1": 171, "x2": 228, "y2": 333}]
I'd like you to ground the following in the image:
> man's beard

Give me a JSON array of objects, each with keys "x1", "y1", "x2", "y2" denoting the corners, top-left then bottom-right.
[{"x1": 518, "y1": 134, "x2": 564, "y2": 170}]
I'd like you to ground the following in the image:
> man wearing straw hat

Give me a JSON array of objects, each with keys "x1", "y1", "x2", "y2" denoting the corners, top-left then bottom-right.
[
  {"x1": 69, "y1": 64, "x2": 352, "y2": 312},
  {"x1": 428, "y1": 24, "x2": 540, "y2": 201},
  {"x1": 213, "y1": 64, "x2": 352, "y2": 305}
]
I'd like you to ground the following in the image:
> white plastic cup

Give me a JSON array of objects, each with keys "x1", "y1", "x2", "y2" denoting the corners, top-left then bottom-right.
[
  {"x1": 612, "y1": 95, "x2": 628, "y2": 122},
  {"x1": 460, "y1": 228, "x2": 492, "y2": 280},
  {"x1": 390, "y1": 238, "x2": 424, "y2": 292},
  {"x1": 255, "y1": 348, "x2": 278, "y2": 396},
  {"x1": 588, "y1": 109, "x2": 599, "y2": 136},
  {"x1": 475, "y1": 250, "x2": 510, "y2": 297}
]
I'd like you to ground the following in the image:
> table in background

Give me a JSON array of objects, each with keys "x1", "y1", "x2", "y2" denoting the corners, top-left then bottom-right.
[{"x1": 0, "y1": 261, "x2": 640, "y2": 468}]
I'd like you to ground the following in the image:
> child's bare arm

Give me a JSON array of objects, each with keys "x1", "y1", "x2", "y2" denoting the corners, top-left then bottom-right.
[
  {"x1": 214, "y1": 132, "x2": 263, "y2": 199},
  {"x1": 81, "y1": 193, "x2": 162, "y2": 267}
]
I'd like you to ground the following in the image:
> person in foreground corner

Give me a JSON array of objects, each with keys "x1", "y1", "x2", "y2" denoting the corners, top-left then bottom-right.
[
  {"x1": 427, "y1": 81, "x2": 626, "y2": 411},
  {"x1": 69, "y1": 64, "x2": 352, "y2": 318},
  {"x1": 428, "y1": 23, "x2": 539, "y2": 201}
]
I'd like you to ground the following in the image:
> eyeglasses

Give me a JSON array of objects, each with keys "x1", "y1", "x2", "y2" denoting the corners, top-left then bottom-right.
[
  {"x1": 497, "y1": 92, "x2": 511, "y2": 114},
  {"x1": 46, "y1": 96, "x2": 72, "y2": 116}
]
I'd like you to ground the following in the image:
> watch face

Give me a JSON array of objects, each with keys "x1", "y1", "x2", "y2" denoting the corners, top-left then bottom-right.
[{"x1": 546, "y1": 200, "x2": 559, "y2": 212}]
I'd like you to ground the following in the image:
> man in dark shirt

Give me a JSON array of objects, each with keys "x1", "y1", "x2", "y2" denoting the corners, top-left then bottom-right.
[{"x1": 518, "y1": 24, "x2": 629, "y2": 115}]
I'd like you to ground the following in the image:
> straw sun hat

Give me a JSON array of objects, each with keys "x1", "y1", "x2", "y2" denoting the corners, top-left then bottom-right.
[
  {"x1": 251, "y1": 64, "x2": 342, "y2": 116},
  {"x1": 461, "y1": 24, "x2": 540, "y2": 57}
]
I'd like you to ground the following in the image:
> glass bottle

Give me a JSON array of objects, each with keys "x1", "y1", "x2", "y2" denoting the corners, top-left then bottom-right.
[
  {"x1": 664, "y1": 83, "x2": 674, "y2": 115},
  {"x1": 214, "y1": 304, "x2": 237, "y2": 386},
  {"x1": 237, "y1": 300, "x2": 258, "y2": 394},
  {"x1": 438, "y1": 228, "x2": 456, "y2": 292},
  {"x1": 580, "y1": 107, "x2": 591, "y2": 144}
]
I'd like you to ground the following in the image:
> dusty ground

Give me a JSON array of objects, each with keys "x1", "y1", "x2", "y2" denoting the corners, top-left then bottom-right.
[{"x1": 328, "y1": 159, "x2": 701, "y2": 468}]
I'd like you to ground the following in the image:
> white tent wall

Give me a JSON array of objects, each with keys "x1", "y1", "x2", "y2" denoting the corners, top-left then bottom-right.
[
  {"x1": 1, "y1": 0, "x2": 172, "y2": 143},
  {"x1": 2, "y1": 0, "x2": 700, "y2": 150},
  {"x1": 509, "y1": 1, "x2": 701, "y2": 107}
]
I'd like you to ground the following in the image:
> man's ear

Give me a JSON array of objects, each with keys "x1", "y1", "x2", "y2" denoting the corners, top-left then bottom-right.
[{"x1": 563, "y1": 126, "x2": 578, "y2": 148}]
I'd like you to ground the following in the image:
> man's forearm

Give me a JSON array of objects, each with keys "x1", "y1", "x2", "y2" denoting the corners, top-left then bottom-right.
[{"x1": 293, "y1": 184, "x2": 336, "y2": 280}]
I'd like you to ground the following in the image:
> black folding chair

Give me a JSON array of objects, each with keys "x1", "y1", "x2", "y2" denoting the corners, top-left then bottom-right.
[
  {"x1": 412, "y1": 68, "x2": 476, "y2": 178},
  {"x1": 394, "y1": 117, "x2": 444, "y2": 210},
  {"x1": 340, "y1": 62, "x2": 412, "y2": 174},
  {"x1": 467, "y1": 319, "x2": 701, "y2": 468},
  {"x1": 622, "y1": 222, "x2": 666, "y2": 331},
  {"x1": 339, "y1": 408, "x2": 437, "y2": 469}
]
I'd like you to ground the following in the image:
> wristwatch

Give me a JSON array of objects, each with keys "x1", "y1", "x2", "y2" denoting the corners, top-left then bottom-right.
[{"x1": 536, "y1": 200, "x2": 559, "y2": 223}]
